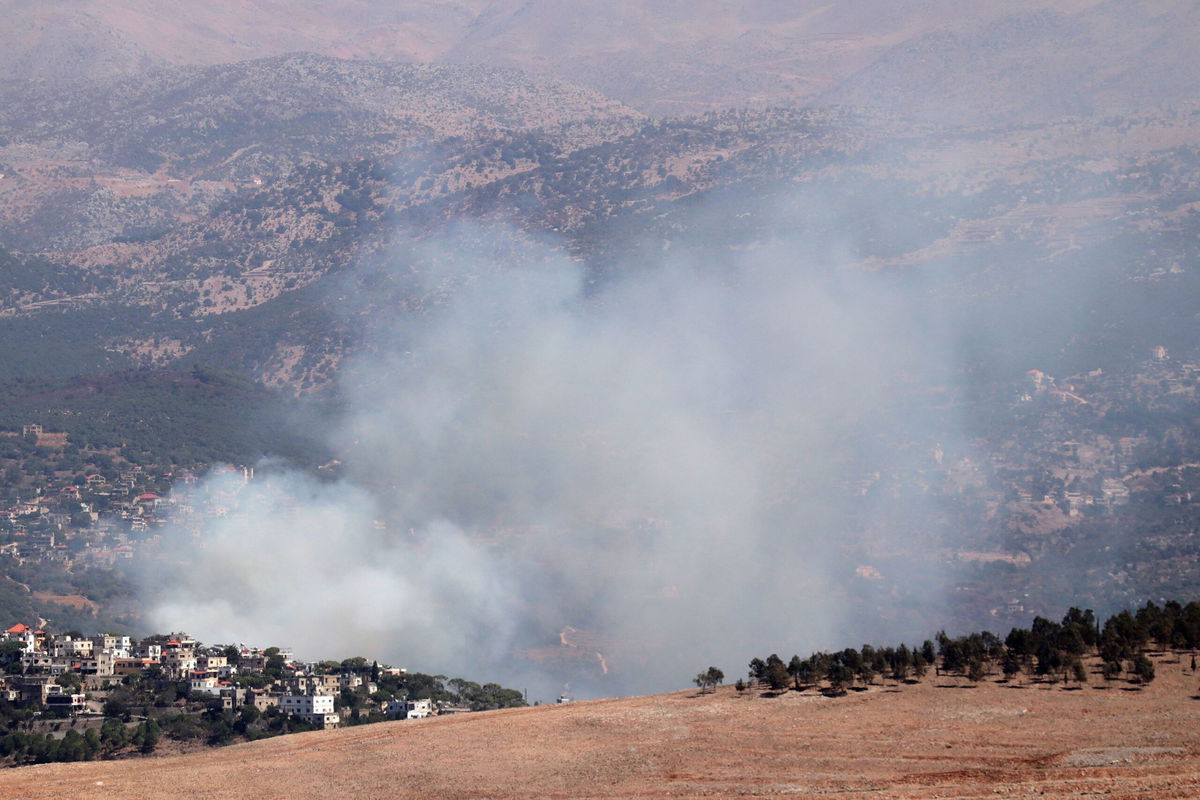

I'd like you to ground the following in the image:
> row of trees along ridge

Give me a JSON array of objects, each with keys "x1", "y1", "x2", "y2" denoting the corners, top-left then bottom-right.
[{"x1": 731, "y1": 600, "x2": 1200, "y2": 696}]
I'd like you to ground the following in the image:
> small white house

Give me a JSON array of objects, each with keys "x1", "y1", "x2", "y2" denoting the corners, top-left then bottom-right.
[
  {"x1": 280, "y1": 693, "x2": 340, "y2": 728},
  {"x1": 385, "y1": 698, "x2": 432, "y2": 719}
]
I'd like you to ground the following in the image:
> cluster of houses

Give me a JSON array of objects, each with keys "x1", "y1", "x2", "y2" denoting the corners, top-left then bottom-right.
[
  {"x1": 0, "y1": 459, "x2": 254, "y2": 568},
  {"x1": 1, "y1": 463, "x2": 171, "y2": 564},
  {"x1": 1005, "y1": 356, "x2": 1200, "y2": 510},
  {"x1": 0, "y1": 624, "x2": 433, "y2": 730},
  {"x1": 846, "y1": 351, "x2": 1200, "y2": 517}
]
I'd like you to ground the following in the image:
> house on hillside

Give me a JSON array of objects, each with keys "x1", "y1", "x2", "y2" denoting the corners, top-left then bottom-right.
[
  {"x1": 44, "y1": 692, "x2": 87, "y2": 715},
  {"x1": 189, "y1": 671, "x2": 220, "y2": 695},
  {"x1": 51, "y1": 635, "x2": 93, "y2": 659},
  {"x1": 2, "y1": 624, "x2": 37, "y2": 652},
  {"x1": 385, "y1": 698, "x2": 432, "y2": 719},
  {"x1": 252, "y1": 691, "x2": 279, "y2": 713},
  {"x1": 113, "y1": 658, "x2": 158, "y2": 676},
  {"x1": 196, "y1": 653, "x2": 228, "y2": 672},
  {"x1": 279, "y1": 693, "x2": 340, "y2": 728}
]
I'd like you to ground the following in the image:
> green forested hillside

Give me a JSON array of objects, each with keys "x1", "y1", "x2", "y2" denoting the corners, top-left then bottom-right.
[{"x1": 0, "y1": 367, "x2": 329, "y2": 468}]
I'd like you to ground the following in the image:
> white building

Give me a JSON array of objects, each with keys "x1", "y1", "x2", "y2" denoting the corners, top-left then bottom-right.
[
  {"x1": 280, "y1": 693, "x2": 340, "y2": 728},
  {"x1": 135, "y1": 643, "x2": 163, "y2": 661},
  {"x1": 189, "y1": 673, "x2": 221, "y2": 695},
  {"x1": 386, "y1": 698, "x2": 433, "y2": 719},
  {"x1": 80, "y1": 650, "x2": 118, "y2": 676},
  {"x1": 2, "y1": 624, "x2": 38, "y2": 652},
  {"x1": 51, "y1": 636, "x2": 93, "y2": 658},
  {"x1": 90, "y1": 634, "x2": 132, "y2": 656}
]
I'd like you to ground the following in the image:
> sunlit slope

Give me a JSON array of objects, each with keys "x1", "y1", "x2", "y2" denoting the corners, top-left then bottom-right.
[{"x1": 3, "y1": 656, "x2": 1199, "y2": 799}]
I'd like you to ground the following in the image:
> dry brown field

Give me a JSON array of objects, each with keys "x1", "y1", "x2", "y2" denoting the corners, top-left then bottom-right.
[{"x1": 1, "y1": 653, "x2": 1199, "y2": 799}]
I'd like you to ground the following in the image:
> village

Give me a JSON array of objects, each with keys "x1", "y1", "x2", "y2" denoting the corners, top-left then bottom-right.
[
  {"x1": 0, "y1": 622, "x2": 457, "y2": 733},
  {"x1": 0, "y1": 447, "x2": 251, "y2": 570},
  {"x1": 830, "y1": 347, "x2": 1200, "y2": 629},
  {"x1": 841, "y1": 347, "x2": 1200, "y2": 519}
]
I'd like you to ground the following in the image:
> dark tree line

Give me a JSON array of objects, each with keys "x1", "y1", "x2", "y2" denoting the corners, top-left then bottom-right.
[
  {"x1": 0, "y1": 717, "x2": 160, "y2": 765},
  {"x1": 740, "y1": 600, "x2": 1197, "y2": 696},
  {"x1": 746, "y1": 643, "x2": 933, "y2": 696}
]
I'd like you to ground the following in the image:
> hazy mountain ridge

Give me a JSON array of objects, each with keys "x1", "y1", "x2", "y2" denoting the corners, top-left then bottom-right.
[
  {"x1": 0, "y1": 53, "x2": 641, "y2": 180},
  {"x1": 0, "y1": 3, "x2": 166, "y2": 84},
  {"x1": 0, "y1": 0, "x2": 1147, "y2": 114},
  {"x1": 2, "y1": 98, "x2": 1199, "y2": 389},
  {"x1": 821, "y1": 2, "x2": 1200, "y2": 124}
]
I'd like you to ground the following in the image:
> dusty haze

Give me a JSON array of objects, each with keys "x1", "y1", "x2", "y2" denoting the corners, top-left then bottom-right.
[
  {"x1": 146, "y1": 204, "x2": 975, "y2": 697},
  {"x1": 75, "y1": 0, "x2": 1199, "y2": 697}
]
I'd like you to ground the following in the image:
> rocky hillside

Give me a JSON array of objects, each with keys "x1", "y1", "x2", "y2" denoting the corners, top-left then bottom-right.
[
  {"x1": 2, "y1": 86, "x2": 1199, "y2": 390},
  {"x1": 0, "y1": 53, "x2": 640, "y2": 180}
]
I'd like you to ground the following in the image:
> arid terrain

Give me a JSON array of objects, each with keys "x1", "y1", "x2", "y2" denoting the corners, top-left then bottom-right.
[{"x1": 2, "y1": 654, "x2": 1198, "y2": 799}]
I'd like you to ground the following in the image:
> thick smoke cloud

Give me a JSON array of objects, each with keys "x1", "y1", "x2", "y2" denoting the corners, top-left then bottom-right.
[{"x1": 148, "y1": 211, "x2": 966, "y2": 698}]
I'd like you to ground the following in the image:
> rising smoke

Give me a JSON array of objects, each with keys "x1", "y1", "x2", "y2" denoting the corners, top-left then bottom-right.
[{"x1": 147, "y1": 203, "x2": 971, "y2": 699}]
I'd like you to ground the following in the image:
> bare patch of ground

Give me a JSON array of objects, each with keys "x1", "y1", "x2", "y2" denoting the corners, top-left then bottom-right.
[{"x1": 29, "y1": 592, "x2": 98, "y2": 615}]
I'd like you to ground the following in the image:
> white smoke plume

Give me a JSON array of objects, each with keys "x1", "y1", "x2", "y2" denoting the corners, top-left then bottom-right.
[{"x1": 147, "y1": 211, "x2": 965, "y2": 698}]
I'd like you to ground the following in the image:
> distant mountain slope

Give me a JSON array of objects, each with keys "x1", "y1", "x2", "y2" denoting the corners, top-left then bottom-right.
[
  {"x1": 0, "y1": 0, "x2": 1130, "y2": 113},
  {"x1": 437, "y1": 0, "x2": 1103, "y2": 112},
  {"x1": 0, "y1": 0, "x2": 489, "y2": 73},
  {"x1": 0, "y1": 3, "x2": 165, "y2": 83},
  {"x1": 0, "y1": 53, "x2": 641, "y2": 178},
  {"x1": 2, "y1": 100, "x2": 1198, "y2": 390},
  {"x1": 822, "y1": 1, "x2": 1200, "y2": 123}
]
